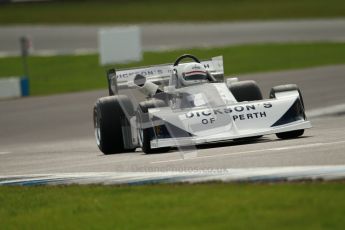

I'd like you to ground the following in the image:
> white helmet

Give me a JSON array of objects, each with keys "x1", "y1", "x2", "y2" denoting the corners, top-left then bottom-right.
[{"x1": 178, "y1": 62, "x2": 208, "y2": 86}]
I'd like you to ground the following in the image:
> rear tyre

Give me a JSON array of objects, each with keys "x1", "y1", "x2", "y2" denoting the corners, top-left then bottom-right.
[
  {"x1": 228, "y1": 80, "x2": 263, "y2": 102},
  {"x1": 93, "y1": 95, "x2": 134, "y2": 154},
  {"x1": 137, "y1": 99, "x2": 170, "y2": 154},
  {"x1": 270, "y1": 84, "x2": 305, "y2": 139}
]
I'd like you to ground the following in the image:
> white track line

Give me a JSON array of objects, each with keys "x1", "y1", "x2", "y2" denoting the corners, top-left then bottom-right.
[
  {"x1": 2, "y1": 165, "x2": 345, "y2": 185},
  {"x1": 307, "y1": 103, "x2": 345, "y2": 118},
  {"x1": 151, "y1": 140, "x2": 345, "y2": 164},
  {"x1": 0, "y1": 152, "x2": 11, "y2": 155}
]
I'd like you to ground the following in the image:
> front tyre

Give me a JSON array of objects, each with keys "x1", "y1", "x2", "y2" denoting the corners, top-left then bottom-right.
[
  {"x1": 276, "y1": 129, "x2": 304, "y2": 139},
  {"x1": 270, "y1": 84, "x2": 305, "y2": 108},
  {"x1": 137, "y1": 99, "x2": 170, "y2": 154},
  {"x1": 138, "y1": 126, "x2": 156, "y2": 154},
  {"x1": 228, "y1": 80, "x2": 263, "y2": 102},
  {"x1": 270, "y1": 84, "x2": 306, "y2": 139},
  {"x1": 229, "y1": 80, "x2": 263, "y2": 140}
]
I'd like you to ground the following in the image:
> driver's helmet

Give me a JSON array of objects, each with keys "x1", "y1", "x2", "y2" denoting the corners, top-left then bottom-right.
[{"x1": 178, "y1": 63, "x2": 208, "y2": 86}]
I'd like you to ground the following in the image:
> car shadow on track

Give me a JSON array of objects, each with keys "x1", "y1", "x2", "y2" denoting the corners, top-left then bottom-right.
[
  {"x1": 156, "y1": 136, "x2": 273, "y2": 154},
  {"x1": 124, "y1": 135, "x2": 312, "y2": 155},
  {"x1": 196, "y1": 137, "x2": 271, "y2": 150}
]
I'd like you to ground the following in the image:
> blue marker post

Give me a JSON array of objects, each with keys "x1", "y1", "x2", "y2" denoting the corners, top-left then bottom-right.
[
  {"x1": 20, "y1": 36, "x2": 31, "y2": 97},
  {"x1": 20, "y1": 77, "x2": 30, "y2": 96}
]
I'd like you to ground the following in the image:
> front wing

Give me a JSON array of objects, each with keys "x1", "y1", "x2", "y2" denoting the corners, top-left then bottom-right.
[{"x1": 146, "y1": 92, "x2": 312, "y2": 149}]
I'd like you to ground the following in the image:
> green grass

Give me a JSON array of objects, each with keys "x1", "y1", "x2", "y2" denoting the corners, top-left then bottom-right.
[
  {"x1": 0, "y1": 0, "x2": 344, "y2": 24},
  {"x1": 0, "y1": 183, "x2": 345, "y2": 229},
  {"x1": 1, "y1": 42, "x2": 345, "y2": 96}
]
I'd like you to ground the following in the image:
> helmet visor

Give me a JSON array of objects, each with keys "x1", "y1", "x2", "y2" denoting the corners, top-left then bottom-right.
[{"x1": 183, "y1": 71, "x2": 208, "y2": 81}]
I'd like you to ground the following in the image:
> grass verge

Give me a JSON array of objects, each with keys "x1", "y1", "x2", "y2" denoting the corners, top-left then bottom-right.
[
  {"x1": 0, "y1": 182, "x2": 345, "y2": 229},
  {"x1": 0, "y1": 0, "x2": 344, "y2": 24},
  {"x1": 1, "y1": 42, "x2": 345, "y2": 96}
]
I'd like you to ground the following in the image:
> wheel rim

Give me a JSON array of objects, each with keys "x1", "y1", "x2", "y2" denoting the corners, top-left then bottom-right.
[
  {"x1": 94, "y1": 110, "x2": 101, "y2": 146},
  {"x1": 95, "y1": 125, "x2": 101, "y2": 146},
  {"x1": 136, "y1": 112, "x2": 144, "y2": 148},
  {"x1": 138, "y1": 127, "x2": 144, "y2": 148}
]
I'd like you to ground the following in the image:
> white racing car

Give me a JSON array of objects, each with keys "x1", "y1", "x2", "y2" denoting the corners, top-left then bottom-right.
[{"x1": 93, "y1": 54, "x2": 311, "y2": 154}]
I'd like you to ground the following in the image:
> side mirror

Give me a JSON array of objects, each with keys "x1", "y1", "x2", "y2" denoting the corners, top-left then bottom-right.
[
  {"x1": 134, "y1": 74, "x2": 159, "y2": 97},
  {"x1": 133, "y1": 74, "x2": 146, "y2": 87}
]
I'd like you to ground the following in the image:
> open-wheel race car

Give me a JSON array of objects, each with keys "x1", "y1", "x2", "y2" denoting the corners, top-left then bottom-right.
[{"x1": 93, "y1": 54, "x2": 311, "y2": 154}]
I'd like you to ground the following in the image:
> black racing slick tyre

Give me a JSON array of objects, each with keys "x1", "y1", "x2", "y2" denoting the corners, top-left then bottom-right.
[
  {"x1": 270, "y1": 84, "x2": 305, "y2": 108},
  {"x1": 270, "y1": 84, "x2": 305, "y2": 139},
  {"x1": 229, "y1": 80, "x2": 263, "y2": 140},
  {"x1": 137, "y1": 99, "x2": 170, "y2": 154},
  {"x1": 229, "y1": 80, "x2": 263, "y2": 102},
  {"x1": 276, "y1": 129, "x2": 304, "y2": 139},
  {"x1": 93, "y1": 95, "x2": 134, "y2": 154}
]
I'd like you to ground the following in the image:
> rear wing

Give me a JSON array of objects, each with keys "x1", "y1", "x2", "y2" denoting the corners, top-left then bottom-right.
[{"x1": 106, "y1": 56, "x2": 224, "y2": 95}]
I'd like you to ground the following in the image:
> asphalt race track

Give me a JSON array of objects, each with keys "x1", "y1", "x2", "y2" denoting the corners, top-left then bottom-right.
[
  {"x1": 1, "y1": 19, "x2": 345, "y2": 56},
  {"x1": 1, "y1": 65, "x2": 344, "y2": 177},
  {"x1": 1, "y1": 19, "x2": 345, "y2": 183}
]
